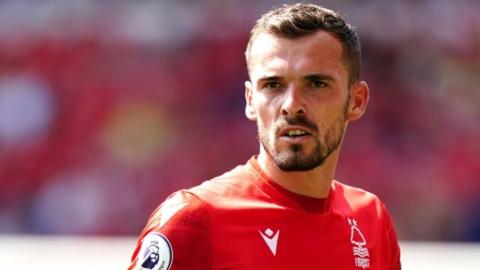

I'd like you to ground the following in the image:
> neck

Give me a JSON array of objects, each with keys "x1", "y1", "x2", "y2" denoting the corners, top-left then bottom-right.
[{"x1": 257, "y1": 149, "x2": 340, "y2": 199}]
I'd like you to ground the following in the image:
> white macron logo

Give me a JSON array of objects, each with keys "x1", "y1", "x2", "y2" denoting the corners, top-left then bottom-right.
[{"x1": 259, "y1": 228, "x2": 280, "y2": 256}]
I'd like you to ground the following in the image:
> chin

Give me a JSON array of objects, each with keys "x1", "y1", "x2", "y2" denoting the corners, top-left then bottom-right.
[{"x1": 273, "y1": 148, "x2": 325, "y2": 172}]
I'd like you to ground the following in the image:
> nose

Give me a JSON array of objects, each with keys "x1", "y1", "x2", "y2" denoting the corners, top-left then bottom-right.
[{"x1": 280, "y1": 84, "x2": 306, "y2": 117}]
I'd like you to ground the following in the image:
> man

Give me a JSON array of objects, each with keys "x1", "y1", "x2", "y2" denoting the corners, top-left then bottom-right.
[{"x1": 128, "y1": 3, "x2": 401, "y2": 270}]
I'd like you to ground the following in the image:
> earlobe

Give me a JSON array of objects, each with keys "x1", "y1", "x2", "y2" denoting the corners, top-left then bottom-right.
[
  {"x1": 245, "y1": 81, "x2": 257, "y2": 121},
  {"x1": 347, "y1": 81, "x2": 369, "y2": 121}
]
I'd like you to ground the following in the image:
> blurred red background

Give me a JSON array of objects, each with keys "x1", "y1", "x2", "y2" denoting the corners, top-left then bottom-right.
[{"x1": 0, "y1": 1, "x2": 479, "y2": 241}]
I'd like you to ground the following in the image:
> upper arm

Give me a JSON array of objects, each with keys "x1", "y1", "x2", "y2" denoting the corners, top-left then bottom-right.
[{"x1": 128, "y1": 191, "x2": 212, "y2": 270}]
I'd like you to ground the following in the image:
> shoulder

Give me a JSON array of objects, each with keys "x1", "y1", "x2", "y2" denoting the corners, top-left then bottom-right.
[
  {"x1": 129, "y1": 164, "x2": 253, "y2": 270},
  {"x1": 331, "y1": 180, "x2": 388, "y2": 218},
  {"x1": 129, "y1": 191, "x2": 212, "y2": 270},
  {"x1": 147, "y1": 190, "x2": 210, "y2": 231},
  {"x1": 134, "y1": 189, "x2": 211, "y2": 248},
  {"x1": 144, "y1": 163, "x2": 251, "y2": 231},
  {"x1": 188, "y1": 163, "x2": 254, "y2": 200}
]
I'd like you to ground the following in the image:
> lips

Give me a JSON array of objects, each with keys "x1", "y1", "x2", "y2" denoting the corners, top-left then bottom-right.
[
  {"x1": 276, "y1": 115, "x2": 317, "y2": 141},
  {"x1": 279, "y1": 126, "x2": 312, "y2": 138}
]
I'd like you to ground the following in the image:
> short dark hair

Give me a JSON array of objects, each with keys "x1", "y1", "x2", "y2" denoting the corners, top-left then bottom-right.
[{"x1": 246, "y1": 3, "x2": 361, "y2": 85}]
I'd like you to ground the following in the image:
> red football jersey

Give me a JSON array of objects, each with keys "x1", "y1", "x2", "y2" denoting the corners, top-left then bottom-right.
[{"x1": 128, "y1": 157, "x2": 401, "y2": 270}]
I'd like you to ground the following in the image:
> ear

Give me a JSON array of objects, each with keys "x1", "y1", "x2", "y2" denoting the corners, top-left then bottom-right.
[
  {"x1": 346, "y1": 81, "x2": 369, "y2": 121},
  {"x1": 245, "y1": 81, "x2": 257, "y2": 121}
]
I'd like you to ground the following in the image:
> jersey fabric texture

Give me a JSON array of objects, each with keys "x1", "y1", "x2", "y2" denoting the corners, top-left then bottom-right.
[{"x1": 129, "y1": 157, "x2": 401, "y2": 270}]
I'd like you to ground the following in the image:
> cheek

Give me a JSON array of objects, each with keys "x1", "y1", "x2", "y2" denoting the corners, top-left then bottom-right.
[
  {"x1": 256, "y1": 115, "x2": 269, "y2": 134},
  {"x1": 252, "y1": 93, "x2": 281, "y2": 132},
  {"x1": 255, "y1": 111, "x2": 276, "y2": 140},
  {"x1": 252, "y1": 98, "x2": 267, "y2": 120},
  {"x1": 256, "y1": 107, "x2": 275, "y2": 128},
  {"x1": 313, "y1": 98, "x2": 348, "y2": 123}
]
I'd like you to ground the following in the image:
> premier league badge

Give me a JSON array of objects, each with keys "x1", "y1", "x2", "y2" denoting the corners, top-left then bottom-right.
[{"x1": 138, "y1": 233, "x2": 173, "y2": 270}]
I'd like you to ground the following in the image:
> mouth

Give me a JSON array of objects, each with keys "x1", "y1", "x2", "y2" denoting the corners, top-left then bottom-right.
[{"x1": 279, "y1": 127, "x2": 312, "y2": 140}]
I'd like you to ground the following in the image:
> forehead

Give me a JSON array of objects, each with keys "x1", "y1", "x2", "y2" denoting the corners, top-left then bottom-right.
[{"x1": 248, "y1": 31, "x2": 347, "y2": 81}]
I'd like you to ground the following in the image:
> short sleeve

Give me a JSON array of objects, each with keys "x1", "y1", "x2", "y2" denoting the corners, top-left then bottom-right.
[
  {"x1": 128, "y1": 191, "x2": 212, "y2": 270},
  {"x1": 382, "y1": 204, "x2": 401, "y2": 270}
]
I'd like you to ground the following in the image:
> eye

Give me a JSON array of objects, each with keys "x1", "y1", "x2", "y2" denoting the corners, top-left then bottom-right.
[
  {"x1": 263, "y1": 81, "x2": 282, "y2": 89},
  {"x1": 309, "y1": 80, "x2": 328, "y2": 89}
]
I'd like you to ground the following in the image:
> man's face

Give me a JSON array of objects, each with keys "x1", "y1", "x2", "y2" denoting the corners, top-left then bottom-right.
[{"x1": 245, "y1": 31, "x2": 354, "y2": 171}]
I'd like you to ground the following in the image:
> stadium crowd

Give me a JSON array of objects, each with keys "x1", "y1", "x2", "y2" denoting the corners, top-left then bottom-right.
[{"x1": 0, "y1": 0, "x2": 479, "y2": 241}]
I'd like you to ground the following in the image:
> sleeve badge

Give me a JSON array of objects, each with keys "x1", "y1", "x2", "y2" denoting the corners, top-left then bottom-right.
[{"x1": 137, "y1": 233, "x2": 173, "y2": 270}]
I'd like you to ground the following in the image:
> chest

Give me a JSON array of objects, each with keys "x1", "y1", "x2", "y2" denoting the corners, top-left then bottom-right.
[{"x1": 210, "y1": 209, "x2": 382, "y2": 270}]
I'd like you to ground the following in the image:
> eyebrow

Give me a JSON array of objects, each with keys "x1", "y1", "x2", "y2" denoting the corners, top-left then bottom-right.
[
  {"x1": 304, "y1": 74, "x2": 335, "y2": 82},
  {"x1": 258, "y1": 74, "x2": 335, "y2": 82},
  {"x1": 255, "y1": 73, "x2": 336, "y2": 87},
  {"x1": 257, "y1": 76, "x2": 282, "y2": 82}
]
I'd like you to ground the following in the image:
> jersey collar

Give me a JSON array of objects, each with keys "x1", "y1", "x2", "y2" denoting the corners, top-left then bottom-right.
[{"x1": 246, "y1": 156, "x2": 333, "y2": 213}]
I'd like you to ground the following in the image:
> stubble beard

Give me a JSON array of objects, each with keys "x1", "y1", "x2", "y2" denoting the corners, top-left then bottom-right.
[{"x1": 259, "y1": 103, "x2": 348, "y2": 172}]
